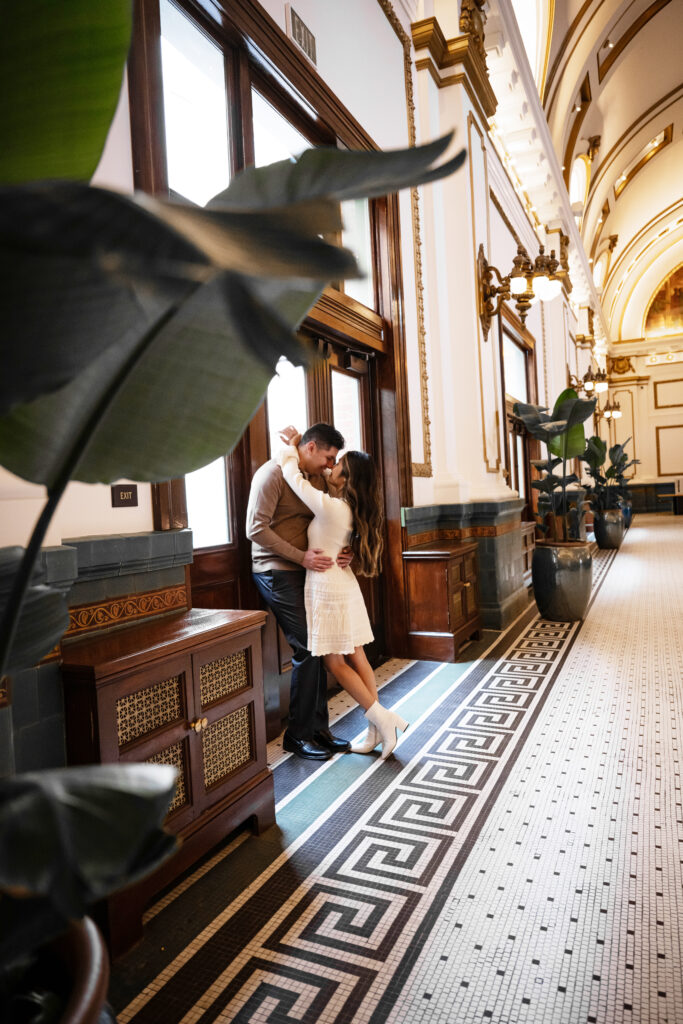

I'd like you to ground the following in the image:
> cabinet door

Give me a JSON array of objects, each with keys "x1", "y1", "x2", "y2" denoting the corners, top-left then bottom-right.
[
  {"x1": 190, "y1": 631, "x2": 265, "y2": 813},
  {"x1": 447, "y1": 559, "x2": 468, "y2": 632},
  {"x1": 107, "y1": 654, "x2": 196, "y2": 832},
  {"x1": 462, "y1": 549, "x2": 478, "y2": 621}
]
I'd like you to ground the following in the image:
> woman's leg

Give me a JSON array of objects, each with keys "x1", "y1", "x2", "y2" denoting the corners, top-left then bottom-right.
[
  {"x1": 323, "y1": 653, "x2": 375, "y2": 710},
  {"x1": 345, "y1": 647, "x2": 378, "y2": 704}
]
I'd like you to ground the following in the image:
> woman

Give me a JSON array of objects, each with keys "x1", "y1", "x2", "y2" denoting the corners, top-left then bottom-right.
[{"x1": 277, "y1": 427, "x2": 408, "y2": 759}]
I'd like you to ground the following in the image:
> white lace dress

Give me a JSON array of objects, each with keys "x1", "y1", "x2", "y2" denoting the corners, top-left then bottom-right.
[{"x1": 277, "y1": 447, "x2": 374, "y2": 656}]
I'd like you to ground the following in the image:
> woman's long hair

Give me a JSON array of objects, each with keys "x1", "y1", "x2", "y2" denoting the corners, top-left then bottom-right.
[{"x1": 339, "y1": 451, "x2": 384, "y2": 577}]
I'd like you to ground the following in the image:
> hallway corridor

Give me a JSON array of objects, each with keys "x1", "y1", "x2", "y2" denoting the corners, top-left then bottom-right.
[{"x1": 111, "y1": 514, "x2": 683, "y2": 1024}]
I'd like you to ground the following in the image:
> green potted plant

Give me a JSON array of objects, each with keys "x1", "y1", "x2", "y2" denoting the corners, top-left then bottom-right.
[
  {"x1": 581, "y1": 436, "x2": 631, "y2": 547},
  {"x1": 609, "y1": 437, "x2": 639, "y2": 529},
  {"x1": 0, "y1": 764, "x2": 177, "y2": 1024},
  {"x1": 514, "y1": 388, "x2": 596, "y2": 621}
]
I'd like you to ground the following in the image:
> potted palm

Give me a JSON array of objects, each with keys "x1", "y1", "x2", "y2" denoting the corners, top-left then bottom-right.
[
  {"x1": 0, "y1": 764, "x2": 177, "y2": 1024},
  {"x1": 581, "y1": 436, "x2": 628, "y2": 548},
  {"x1": 514, "y1": 388, "x2": 596, "y2": 621},
  {"x1": 609, "y1": 437, "x2": 639, "y2": 529}
]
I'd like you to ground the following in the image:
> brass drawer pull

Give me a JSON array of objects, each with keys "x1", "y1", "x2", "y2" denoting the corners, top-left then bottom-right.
[{"x1": 464, "y1": 581, "x2": 472, "y2": 589}]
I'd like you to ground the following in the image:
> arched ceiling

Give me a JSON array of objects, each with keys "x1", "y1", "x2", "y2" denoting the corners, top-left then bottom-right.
[{"x1": 543, "y1": 0, "x2": 683, "y2": 346}]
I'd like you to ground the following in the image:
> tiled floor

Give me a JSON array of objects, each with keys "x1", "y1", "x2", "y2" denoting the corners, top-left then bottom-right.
[{"x1": 111, "y1": 515, "x2": 683, "y2": 1023}]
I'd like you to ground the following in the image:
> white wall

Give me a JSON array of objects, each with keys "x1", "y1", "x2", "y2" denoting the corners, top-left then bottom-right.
[{"x1": 610, "y1": 354, "x2": 683, "y2": 483}]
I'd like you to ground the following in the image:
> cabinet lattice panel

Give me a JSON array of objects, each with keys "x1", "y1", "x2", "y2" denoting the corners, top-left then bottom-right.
[
  {"x1": 202, "y1": 705, "x2": 252, "y2": 788},
  {"x1": 146, "y1": 740, "x2": 188, "y2": 814},
  {"x1": 116, "y1": 674, "x2": 183, "y2": 747},
  {"x1": 199, "y1": 649, "x2": 249, "y2": 708}
]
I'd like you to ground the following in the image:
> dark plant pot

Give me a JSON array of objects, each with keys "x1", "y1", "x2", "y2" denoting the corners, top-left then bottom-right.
[
  {"x1": 621, "y1": 501, "x2": 633, "y2": 529},
  {"x1": 532, "y1": 542, "x2": 592, "y2": 622},
  {"x1": 594, "y1": 509, "x2": 625, "y2": 549},
  {"x1": 48, "y1": 917, "x2": 110, "y2": 1024}
]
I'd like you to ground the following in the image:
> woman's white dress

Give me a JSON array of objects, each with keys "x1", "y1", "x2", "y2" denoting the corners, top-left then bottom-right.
[{"x1": 278, "y1": 447, "x2": 374, "y2": 656}]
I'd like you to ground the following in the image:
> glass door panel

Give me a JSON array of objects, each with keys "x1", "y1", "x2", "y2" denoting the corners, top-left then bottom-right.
[
  {"x1": 331, "y1": 370, "x2": 363, "y2": 451},
  {"x1": 266, "y1": 357, "x2": 309, "y2": 457},
  {"x1": 185, "y1": 458, "x2": 231, "y2": 548},
  {"x1": 159, "y1": 0, "x2": 231, "y2": 205}
]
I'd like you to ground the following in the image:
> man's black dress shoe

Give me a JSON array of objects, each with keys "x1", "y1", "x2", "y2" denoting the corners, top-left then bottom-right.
[
  {"x1": 313, "y1": 729, "x2": 351, "y2": 754},
  {"x1": 283, "y1": 732, "x2": 332, "y2": 760}
]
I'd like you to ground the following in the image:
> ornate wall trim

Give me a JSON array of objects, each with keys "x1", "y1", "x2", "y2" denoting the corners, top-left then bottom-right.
[
  {"x1": 377, "y1": 0, "x2": 432, "y2": 477},
  {"x1": 64, "y1": 585, "x2": 188, "y2": 641}
]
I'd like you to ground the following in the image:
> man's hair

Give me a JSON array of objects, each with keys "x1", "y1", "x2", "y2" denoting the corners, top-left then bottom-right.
[{"x1": 300, "y1": 422, "x2": 344, "y2": 450}]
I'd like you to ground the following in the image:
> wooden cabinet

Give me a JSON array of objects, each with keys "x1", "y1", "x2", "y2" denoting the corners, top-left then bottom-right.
[
  {"x1": 61, "y1": 608, "x2": 273, "y2": 955},
  {"x1": 402, "y1": 541, "x2": 481, "y2": 660}
]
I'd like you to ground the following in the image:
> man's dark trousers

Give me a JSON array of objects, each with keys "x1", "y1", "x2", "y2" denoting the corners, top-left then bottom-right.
[{"x1": 252, "y1": 569, "x2": 328, "y2": 741}]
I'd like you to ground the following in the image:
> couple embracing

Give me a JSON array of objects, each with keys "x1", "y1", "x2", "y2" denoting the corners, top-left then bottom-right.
[{"x1": 246, "y1": 423, "x2": 407, "y2": 761}]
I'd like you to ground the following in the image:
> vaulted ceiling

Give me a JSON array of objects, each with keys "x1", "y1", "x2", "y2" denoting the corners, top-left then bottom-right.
[{"x1": 543, "y1": 0, "x2": 683, "y2": 347}]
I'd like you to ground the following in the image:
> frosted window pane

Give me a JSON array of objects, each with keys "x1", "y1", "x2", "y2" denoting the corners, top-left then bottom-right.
[
  {"x1": 331, "y1": 371, "x2": 363, "y2": 452},
  {"x1": 267, "y1": 358, "x2": 308, "y2": 457},
  {"x1": 341, "y1": 199, "x2": 374, "y2": 309},
  {"x1": 186, "y1": 457, "x2": 230, "y2": 548},
  {"x1": 516, "y1": 434, "x2": 527, "y2": 500},
  {"x1": 503, "y1": 336, "x2": 528, "y2": 402},
  {"x1": 252, "y1": 90, "x2": 309, "y2": 167},
  {"x1": 160, "y1": 0, "x2": 231, "y2": 206}
]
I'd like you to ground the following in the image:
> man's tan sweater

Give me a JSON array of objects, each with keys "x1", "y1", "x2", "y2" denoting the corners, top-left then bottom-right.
[{"x1": 246, "y1": 459, "x2": 326, "y2": 573}]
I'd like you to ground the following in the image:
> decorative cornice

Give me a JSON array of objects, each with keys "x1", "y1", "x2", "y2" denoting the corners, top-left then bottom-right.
[
  {"x1": 411, "y1": 18, "x2": 497, "y2": 117},
  {"x1": 309, "y1": 288, "x2": 385, "y2": 353}
]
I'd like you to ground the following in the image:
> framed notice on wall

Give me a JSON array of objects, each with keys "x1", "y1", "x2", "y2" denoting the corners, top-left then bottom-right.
[{"x1": 656, "y1": 424, "x2": 683, "y2": 476}]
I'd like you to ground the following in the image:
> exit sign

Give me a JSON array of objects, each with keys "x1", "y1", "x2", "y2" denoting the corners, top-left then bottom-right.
[
  {"x1": 285, "y1": 5, "x2": 316, "y2": 65},
  {"x1": 111, "y1": 483, "x2": 138, "y2": 507}
]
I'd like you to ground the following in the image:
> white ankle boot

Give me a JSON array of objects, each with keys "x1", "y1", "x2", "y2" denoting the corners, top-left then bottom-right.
[
  {"x1": 364, "y1": 702, "x2": 409, "y2": 760},
  {"x1": 351, "y1": 724, "x2": 379, "y2": 754}
]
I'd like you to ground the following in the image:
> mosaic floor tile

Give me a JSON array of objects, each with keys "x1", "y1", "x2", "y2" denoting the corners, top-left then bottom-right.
[{"x1": 111, "y1": 516, "x2": 682, "y2": 1024}]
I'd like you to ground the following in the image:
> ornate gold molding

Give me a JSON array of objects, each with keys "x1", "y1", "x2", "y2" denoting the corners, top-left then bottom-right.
[
  {"x1": 411, "y1": 18, "x2": 497, "y2": 118},
  {"x1": 608, "y1": 355, "x2": 636, "y2": 375},
  {"x1": 377, "y1": 0, "x2": 433, "y2": 477},
  {"x1": 64, "y1": 585, "x2": 188, "y2": 641},
  {"x1": 614, "y1": 123, "x2": 673, "y2": 200},
  {"x1": 598, "y1": 0, "x2": 673, "y2": 83},
  {"x1": 656, "y1": 423, "x2": 683, "y2": 476}
]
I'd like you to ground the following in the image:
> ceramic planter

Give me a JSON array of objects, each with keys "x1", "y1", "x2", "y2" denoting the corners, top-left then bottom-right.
[
  {"x1": 532, "y1": 542, "x2": 592, "y2": 622},
  {"x1": 594, "y1": 508, "x2": 625, "y2": 549}
]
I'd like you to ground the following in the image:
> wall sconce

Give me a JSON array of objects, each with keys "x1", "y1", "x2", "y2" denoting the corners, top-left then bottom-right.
[
  {"x1": 478, "y1": 243, "x2": 568, "y2": 341},
  {"x1": 570, "y1": 365, "x2": 609, "y2": 396},
  {"x1": 595, "y1": 395, "x2": 621, "y2": 421}
]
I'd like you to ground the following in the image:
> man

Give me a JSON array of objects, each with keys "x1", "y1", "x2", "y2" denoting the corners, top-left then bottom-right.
[{"x1": 246, "y1": 422, "x2": 352, "y2": 760}]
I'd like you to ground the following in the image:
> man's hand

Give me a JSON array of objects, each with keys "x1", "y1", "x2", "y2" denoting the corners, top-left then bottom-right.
[
  {"x1": 303, "y1": 548, "x2": 334, "y2": 572},
  {"x1": 279, "y1": 425, "x2": 302, "y2": 446},
  {"x1": 336, "y1": 546, "x2": 354, "y2": 570}
]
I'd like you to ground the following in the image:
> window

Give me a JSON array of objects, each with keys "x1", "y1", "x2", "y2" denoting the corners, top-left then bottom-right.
[
  {"x1": 341, "y1": 199, "x2": 374, "y2": 309},
  {"x1": 185, "y1": 458, "x2": 231, "y2": 547},
  {"x1": 503, "y1": 333, "x2": 529, "y2": 403},
  {"x1": 266, "y1": 357, "x2": 309, "y2": 457},
  {"x1": 159, "y1": 0, "x2": 231, "y2": 204},
  {"x1": 569, "y1": 155, "x2": 589, "y2": 209},
  {"x1": 251, "y1": 88, "x2": 310, "y2": 166}
]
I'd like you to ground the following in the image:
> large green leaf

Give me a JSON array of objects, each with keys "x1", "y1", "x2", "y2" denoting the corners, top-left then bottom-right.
[
  {"x1": 0, "y1": 549, "x2": 69, "y2": 674},
  {"x1": 0, "y1": 764, "x2": 177, "y2": 969},
  {"x1": 548, "y1": 390, "x2": 596, "y2": 460},
  {"x1": 0, "y1": 137, "x2": 463, "y2": 485},
  {"x1": 0, "y1": 1, "x2": 132, "y2": 184},
  {"x1": 218, "y1": 133, "x2": 466, "y2": 207},
  {"x1": 0, "y1": 183, "x2": 351, "y2": 414}
]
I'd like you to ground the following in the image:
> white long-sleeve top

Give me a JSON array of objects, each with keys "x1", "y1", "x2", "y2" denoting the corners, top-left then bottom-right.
[{"x1": 276, "y1": 446, "x2": 353, "y2": 560}]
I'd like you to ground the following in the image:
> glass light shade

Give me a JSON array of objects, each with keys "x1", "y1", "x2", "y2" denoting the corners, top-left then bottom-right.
[
  {"x1": 595, "y1": 381, "x2": 609, "y2": 393},
  {"x1": 510, "y1": 275, "x2": 528, "y2": 295},
  {"x1": 612, "y1": 408, "x2": 622, "y2": 419},
  {"x1": 603, "y1": 408, "x2": 612, "y2": 418},
  {"x1": 543, "y1": 278, "x2": 562, "y2": 301},
  {"x1": 532, "y1": 274, "x2": 551, "y2": 301},
  {"x1": 583, "y1": 379, "x2": 595, "y2": 391}
]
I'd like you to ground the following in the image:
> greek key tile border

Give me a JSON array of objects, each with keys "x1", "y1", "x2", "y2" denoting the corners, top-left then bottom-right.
[{"x1": 119, "y1": 549, "x2": 618, "y2": 1024}]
